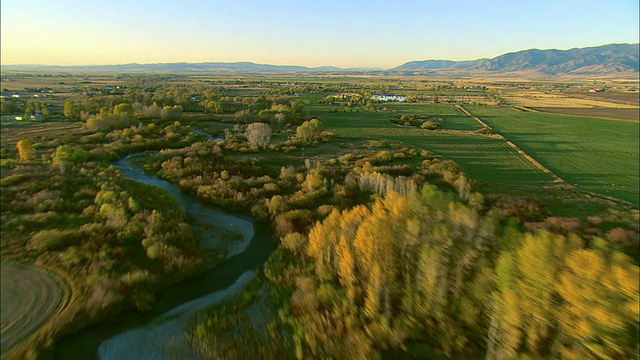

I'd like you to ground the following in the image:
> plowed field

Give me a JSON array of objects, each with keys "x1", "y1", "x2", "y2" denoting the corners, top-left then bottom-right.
[{"x1": 1, "y1": 262, "x2": 69, "y2": 355}]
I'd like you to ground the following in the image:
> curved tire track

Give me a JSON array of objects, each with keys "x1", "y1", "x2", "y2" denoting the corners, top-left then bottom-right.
[{"x1": 1, "y1": 262, "x2": 70, "y2": 355}]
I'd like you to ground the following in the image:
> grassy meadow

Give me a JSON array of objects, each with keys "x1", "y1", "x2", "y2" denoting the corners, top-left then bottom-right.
[{"x1": 467, "y1": 105, "x2": 640, "y2": 205}]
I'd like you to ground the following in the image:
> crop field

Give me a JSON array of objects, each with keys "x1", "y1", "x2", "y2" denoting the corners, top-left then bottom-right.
[
  {"x1": 0, "y1": 121, "x2": 85, "y2": 145},
  {"x1": 467, "y1": 105, "x2": 640, "y2": 205},
  {"x1": 568, "y1": 91, "x2": 640, "y2": 106},
  {"x1": 320, "y1": 110, "x2": 555, "y2": 188},
  {"x1": 529, "y1": 107, "x2": 639, "y2": 122},
  {"x1": 503, "y1": 92, "x2": 638, "y2": 108}
]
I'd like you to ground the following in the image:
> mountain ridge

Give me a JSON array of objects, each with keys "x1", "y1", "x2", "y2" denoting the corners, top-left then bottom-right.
[
  {"x1": 393, "y1": 43, "x2": 639, "y2": 76},
  {"x1": 2, "y1": 44, "x2": 638, "y2": 77}
]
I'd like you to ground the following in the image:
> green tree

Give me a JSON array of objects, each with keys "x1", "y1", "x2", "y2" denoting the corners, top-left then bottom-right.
[
  {"x1": 295, "y1": 119, "x2": 323, "y2": 142},
  {"x1": 202, "y1": 99, "x2": 222, "y2": 114},
  {"x1": 52, "y1": 145, "x2": 90, "y2": 164},
  {"x1": 63, "y1": 99, "x2": 80, "y2": 120},
  {"x1": 113, "y1": 103, "x2": 135, "y2": 118}
]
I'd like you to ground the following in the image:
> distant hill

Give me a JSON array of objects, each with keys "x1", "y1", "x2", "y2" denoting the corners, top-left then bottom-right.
[
  {"x1": 392, "y1": 59, "x2": 481, "y2": 71},
  {"x1": 393, "y1": 44, "x2": 639, "y2": 77},
  {"x1": 3, "y1": 44, "x2": 638, "y2": 77},
  {"x1": 0, "y1": 61, "x2": 337, "y2": 73}
]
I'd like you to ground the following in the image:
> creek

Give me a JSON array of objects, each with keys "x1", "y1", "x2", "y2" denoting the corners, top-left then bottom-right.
[{"x1": 54, "y1": 153, "x2": 277, "y2": 359}]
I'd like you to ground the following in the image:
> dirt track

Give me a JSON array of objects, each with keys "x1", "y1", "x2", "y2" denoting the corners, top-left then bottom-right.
[{"x1": 1, "y1": 262, "x2": 69, "y2": 355}]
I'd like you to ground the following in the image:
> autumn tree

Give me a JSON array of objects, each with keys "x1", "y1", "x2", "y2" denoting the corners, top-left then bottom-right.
[
  {"x1": 555, "y1": 242, "x2": 639, "y2": 359},
  {"x1": 16, "y1": 139, "x2": 36, "y2": 161},
  {"x1": 245, "y1": 122, "x2": 272, "y2": 148},
  {"x1": 295, "y1": 119, "x2": 323, "y2": 142}
]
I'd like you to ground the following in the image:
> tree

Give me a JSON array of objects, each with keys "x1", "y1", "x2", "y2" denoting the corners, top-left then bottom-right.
[
  {"x1": 245, "y1": 122, "x2": 272, "y2": 148},
  {"x1": 52, "y1": 145, "x2": 90, "y2": 164},
  {"x1": 556, "y1": 245, "x2": 639, "y2": 359},
  {"x1": 113, "y1": 103, "x2": 135, "y2": 118},
  {"x1": 160, "y1": 105, "x2": 183, "y2": 120},
  {"x1": 274, "y1": 112, "x2": 286, "y2": 125},
  {"x1": 63, "y1": 99, "x2": 80, "y2": 120},
  {"x1": 266, "y1": 195, "x2": 287, "y2": 217},
  {"x1": 202, "y1": 99, "x2": 222, "y2": 114},
  {"x1": 16, "y1": 140, "x2": 36, "y2": 161},
  {"x1": 282, "y1": 232, "x2": 307, "y2": 253},
  {"x1": 295, "y1": 119, "x2": 323, "y2": 142}
]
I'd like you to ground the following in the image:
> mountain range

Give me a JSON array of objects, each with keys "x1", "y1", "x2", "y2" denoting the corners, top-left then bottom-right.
[
  {"x1": 2, "y1": 44, "x2": 638, "y2": 77},
  {"x1": 392, "y1": 43, "x2": 639, "y2": 76}
]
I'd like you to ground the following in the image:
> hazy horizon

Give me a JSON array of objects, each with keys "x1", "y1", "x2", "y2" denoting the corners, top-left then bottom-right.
[{"x1": 2, "y1": 0, "x2": 638, "y2": 68}]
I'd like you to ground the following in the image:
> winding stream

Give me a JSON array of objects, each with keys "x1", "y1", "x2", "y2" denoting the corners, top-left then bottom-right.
[{"x1": 54, "y1": 154, "x2": 277, "y2": 359}]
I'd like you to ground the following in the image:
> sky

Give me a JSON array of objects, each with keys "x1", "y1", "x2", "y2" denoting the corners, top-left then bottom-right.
[{"x1": 1, "y1": 0, "x2": 638, "y2": 68}]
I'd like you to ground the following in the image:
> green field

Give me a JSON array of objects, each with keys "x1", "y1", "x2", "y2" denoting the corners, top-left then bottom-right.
[
  {"x1": 381, "y1": 103, "x2": 484, "y2": 131},
  {"x1": 467, "y1": 106, "x2": 640, "y2": 205},
  {"x1": 319, "y1": 108, "x2": 555, "y2": 188}
]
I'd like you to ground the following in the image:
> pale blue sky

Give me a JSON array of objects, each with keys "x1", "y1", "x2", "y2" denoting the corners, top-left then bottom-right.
[{"x1": 1, "y1": 0, "x2": 638, "y2": 68}]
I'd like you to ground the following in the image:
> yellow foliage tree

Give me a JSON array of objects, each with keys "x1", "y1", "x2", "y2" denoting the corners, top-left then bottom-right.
[
  {"x1": 556, "y1": 246, "x2": 639, "y2": 359},
  {"x1": 16, "y1": 139, "x2": 36, "y2": 161}
]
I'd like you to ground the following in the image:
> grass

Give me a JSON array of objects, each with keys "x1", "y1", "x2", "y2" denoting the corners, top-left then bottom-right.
[
  {"x1": 319, "y1": 109, "x2": 555, "y2": 188},
  {"x1": 382, "y1": 103, "x2": 485, "y2": 131},
  {"x1": 468, "y1": 105, "x2": 639, "y2": 206}
]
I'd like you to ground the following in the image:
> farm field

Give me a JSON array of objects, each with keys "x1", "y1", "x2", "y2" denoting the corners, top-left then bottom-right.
[
  {"x1": 320, "y1": 108, "x2": 555, "y2": 188},
  {"x1": 568, "y1": 91, "x2": 640, "y2": 106},
  {"x1": 529, "y1": 107, "x2": 639, "y2": 121},
  {"x1": 467, "y1": 105, "x2": 640, "y2": 205},
  {"x1": 504, "y1": 92, "x2": 638, "y2": 108},
  {"x1": 1, "y1": 262, "x2": 69, "y2": 355},
  {"x1": 380, "y1": 103, "x2": 485, "y2": 131}
]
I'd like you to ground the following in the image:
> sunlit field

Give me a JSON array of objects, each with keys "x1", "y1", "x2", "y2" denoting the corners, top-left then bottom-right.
[{"x1": 467, "y1": 105, "x2": 640, "y2": 205}]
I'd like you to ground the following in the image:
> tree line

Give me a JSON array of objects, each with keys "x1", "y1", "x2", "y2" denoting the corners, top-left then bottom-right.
[{"x1": 269, "y1": 187, "x2": 639, "y2": 359}]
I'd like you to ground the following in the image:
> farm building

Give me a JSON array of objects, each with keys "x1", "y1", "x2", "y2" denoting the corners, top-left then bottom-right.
[{"x1": 371, "y1": 94, "x2": 407, "y2": 102}]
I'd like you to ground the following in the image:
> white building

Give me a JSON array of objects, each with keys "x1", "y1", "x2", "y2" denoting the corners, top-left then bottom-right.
[{"x1": 371, "y1": 94, "x2": 407, "y2": 102}]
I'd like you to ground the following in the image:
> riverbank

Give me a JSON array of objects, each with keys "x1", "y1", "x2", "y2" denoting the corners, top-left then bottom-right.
[
  {"x1": 52, "y1": 155, "x2": 276, "y2": 359},
  {"x1": 98, "y1": 271, "x2": 257, "y2": 359}
]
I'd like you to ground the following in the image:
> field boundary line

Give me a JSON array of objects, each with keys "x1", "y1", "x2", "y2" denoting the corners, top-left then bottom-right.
[{"x1": 455, "y1": 104, "x2": 566, "y2": 184}]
